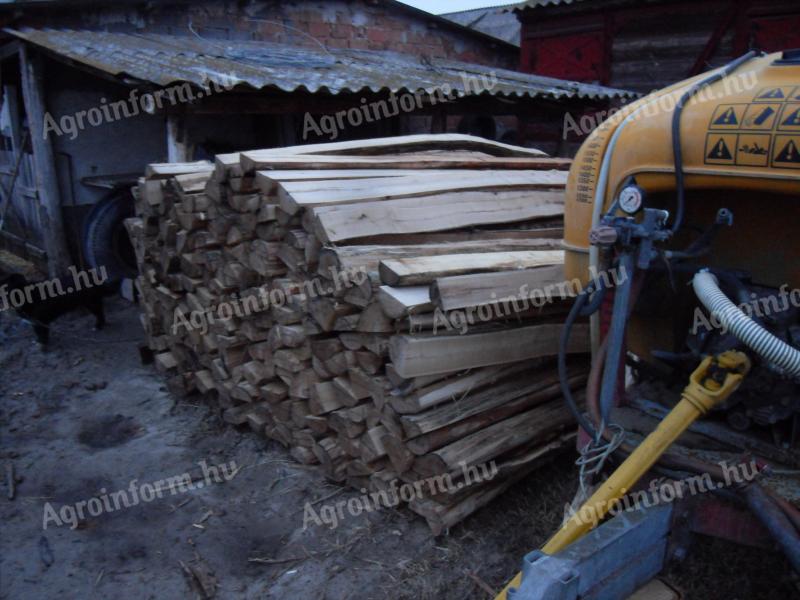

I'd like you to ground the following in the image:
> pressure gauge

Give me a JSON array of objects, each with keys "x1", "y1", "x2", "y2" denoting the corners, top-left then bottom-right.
[{"x1": 618, "y1": 185, "x2": 644, "y2": 215}]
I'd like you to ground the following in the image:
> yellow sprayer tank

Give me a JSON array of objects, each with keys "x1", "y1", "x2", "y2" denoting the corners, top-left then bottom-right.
[
  {"x1": 565, "y1": 51, "x2": 800, "y2": 291},
  {"x1": 563, "y1": 50, "x2": 800, "y2": 361}
]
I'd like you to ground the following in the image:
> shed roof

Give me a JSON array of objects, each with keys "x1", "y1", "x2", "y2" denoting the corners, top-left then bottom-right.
[
  {"x1": 5, "y1": 28, "x2": 637, "y2": 102},
  {"x1": 517, "y1": 0, "x2": 600, "y2": 10},
  {"x1": 441, "y1": 4, "x2": 523, "y2": 46}
]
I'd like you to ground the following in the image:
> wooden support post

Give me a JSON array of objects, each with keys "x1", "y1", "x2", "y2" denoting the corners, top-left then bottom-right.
[
  {"x1": 430, "y1": 108, "x2": 446, "y2": 134},
  {"x1": 689, "y1": 4, "x2": 738, "y2": 76},
  {"x1": 166, "y1": 114, "x2": 192, "y2": 162},
  {"x1": 19, "y1": 45, "x2": 70, "y2": 277},
  {"x1": 516, "y1": 112, "x2": 528, "y2": 147}
]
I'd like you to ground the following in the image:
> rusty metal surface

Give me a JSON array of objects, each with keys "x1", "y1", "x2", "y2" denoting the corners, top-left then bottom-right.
[{"x1": 4, "y1": 28, "x2": 637, "y2": 101}]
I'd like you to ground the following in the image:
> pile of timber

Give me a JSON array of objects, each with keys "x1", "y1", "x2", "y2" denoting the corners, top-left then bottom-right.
[{"x1": 126, "y1": 134, "x2": 590, "y2": 534}]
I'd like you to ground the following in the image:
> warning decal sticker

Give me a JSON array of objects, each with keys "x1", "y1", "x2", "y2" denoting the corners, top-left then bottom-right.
[
  {"x1": 709, "y1": 104, "x2": 746, "y2": 129},
  {"x1": 778, "y1": 104, "x2": 800, "y2": 132},
  {"x1": 707, "y1": 90, "x2": 800, "y2": 168},
  {"x1": 735, "y1": 134, "x2": 771, "y2": 167},
  {"x1": 705, "y1": 133, "x2": 736, "y2": 165},
  {"x1": 772, "y1": 135, "x2": 800, "y2": 169},
  {"x1": 753, "y1": 87, "x2": 795, "y2": 102},
  {"x1": 741, "y1": 104, "x2": 781, "y2": 130}
]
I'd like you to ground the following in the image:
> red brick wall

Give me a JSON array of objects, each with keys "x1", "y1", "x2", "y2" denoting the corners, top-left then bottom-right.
[
  {"x1": 200, "y1": 0, "x2": 517, "y2": 68},
  {"x1": 5, "y1": 0, "x2": 517, "y2": 69}
]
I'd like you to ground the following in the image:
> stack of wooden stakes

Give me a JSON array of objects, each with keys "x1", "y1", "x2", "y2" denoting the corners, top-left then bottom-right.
[{"x1": 127, "y1": 134, "x2": 590, "y2": 534}]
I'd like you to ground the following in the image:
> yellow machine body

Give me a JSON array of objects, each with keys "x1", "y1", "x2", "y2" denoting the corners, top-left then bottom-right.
[
  {"x1": 565, "y1": 52, "x2": 800, "y2": 285},
  {"x1": 564, "y1": 52, "x2": 800, "y2": 360},
  {"x1": 496, "y1": 54, "x2": 800, "y2": 600}
]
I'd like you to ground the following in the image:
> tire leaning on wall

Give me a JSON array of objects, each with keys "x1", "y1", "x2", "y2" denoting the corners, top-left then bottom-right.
[{"x1": 82, "y1": 190, "x2": 138, "y2": 282}]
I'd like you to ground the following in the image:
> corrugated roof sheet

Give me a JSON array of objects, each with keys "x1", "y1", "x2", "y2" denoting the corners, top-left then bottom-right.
[
  {"x1": 518, "y1": 0, "x2": 595, "y2": 9},
  {"x1": 5, "y1": 28, "x2": 637, "y2": 101},
  {"x1": 441, "y1": 5, "x2": 523, "y2": 46}
]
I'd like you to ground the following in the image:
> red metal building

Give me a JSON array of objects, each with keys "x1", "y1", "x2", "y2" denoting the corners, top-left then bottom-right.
[{"x1": 516, "y1": 0, "x2": 800, "y2": 92}]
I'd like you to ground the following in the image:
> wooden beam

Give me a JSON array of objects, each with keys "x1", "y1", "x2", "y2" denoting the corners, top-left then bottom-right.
[
  {"x1": 312, "y1": 190, "x2": 565, "y2": 243},
  {"x1": 431, "y1": 264, "x2": 571, "y2": 311},
  {"x1": 377, "y1": 286, "x2": 432, "y2": 319},
  {"x1": 244, "y1": 154, "x2": 571, "y2": 173},
  {"x1": 413, "y1": 398, "x2": 574, "y2": 476},
  {"x1": 319, "y1": 238, "x2": 562, "y2": 275},
  {"x1": 256, "y1": 169, "x2": 427, "y2": 195},
  {"x1": 389, "y1": 323, "x2": 590, "y2": 378},
  {"x1": 19, "y1": 46, "x2": 70, "y2": 276},
  {"x1": 244, "y1": 133, "x2": 548, "y2": 163},
  {"x1": 405, "y1": 374, "x2": 587, "y2": 453},
  {"x1": 379, "y1": 250, "x2": 565, "y2": 286},
  {"x1": 279, "y1": 171, "x2": 568, "y2": 215}
]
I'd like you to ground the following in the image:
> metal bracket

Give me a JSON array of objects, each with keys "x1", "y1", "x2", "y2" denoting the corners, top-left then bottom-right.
[{"x1": 508, "y1": 504, "x2": 673, "y2": 600}]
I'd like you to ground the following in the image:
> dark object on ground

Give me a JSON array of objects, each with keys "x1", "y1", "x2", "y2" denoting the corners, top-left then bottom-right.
[
  {"x1": 138, "y1": 343, "x2": 154, "y2": 365},
  {"x1": 0, "y1": 272, "x2": 116, "y2": 344},
  {"x1": 83, "y1": 190, "x2": 137, "y2": 281}
]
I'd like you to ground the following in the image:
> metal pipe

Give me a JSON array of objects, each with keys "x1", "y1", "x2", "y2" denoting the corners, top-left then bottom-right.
[
  {"x1": 598, "y1": 252, "x2": 636, "y2": 426},
  {"x1": 742, "y1": 483, "x2": 800, "y2": 573}
]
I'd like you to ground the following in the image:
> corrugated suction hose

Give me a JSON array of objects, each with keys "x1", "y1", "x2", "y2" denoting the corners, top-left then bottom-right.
[{"x1": 693, "y1": 270, "x2": 800, "y2": 379}]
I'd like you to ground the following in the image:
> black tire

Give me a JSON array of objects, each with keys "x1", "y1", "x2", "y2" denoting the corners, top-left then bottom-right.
[{"x1": 82, "y1": 191, "x2": 137, "y2": 281}]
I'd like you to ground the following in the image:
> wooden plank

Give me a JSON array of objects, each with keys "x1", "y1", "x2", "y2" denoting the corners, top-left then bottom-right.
[
  {"x1": 379, "y1": 250, "x2": 564, "y2": 286},
  {"x1": 431, "y1": 264, "x2": 572, "y2": 311},
  {"x1": 377, "y1": 286, "x2": 432, "y2": 319},
  {"x1": 389, "y1": 363, "x2": 529, "y2": 415},
  {"x1": 405, "y1": 374, "x2": 587, "y2": 454},
  {"x1": 312, "y1": 190, "x2": 564, "y2": 243},
  {"x1": 240, "y1": 133, "x2": 552, "y2": 172},
  {"x1": 320, "y1": 239, "x2": 562, "y2": 275},
  {"x1": 401, "y1": 370, "x2": 565, "y2": 438},
  {"x1": 145, "y1": 160, "x2": 214, "y2": 179},
  {"x1": 241, "y1": 154, "x2": 570, "y2": 174},
  {"x1": 351, "y1": 227, "x2": 565, "y2": 247},
  {"x1": 282, "y1": 171, "x2": 560, "y2": 197},
  {"x1": 279, "y1": 171, "x2": 567, "y2": 214},
  {"x1": 256, "y1": 169, "x2": 557, "y2": 196},
  {"x1": 256, "y1": 169, "x2": 422, "y2": 195},
  {"x1": 389, "y1": 323, "x2": 590, "y2": 378},
  {"x1": 291, "y1": 134, "x2": 550, "y2": 158},
  {"x1": 413, "y1": 399, "x2": 574, "y2": 476}
]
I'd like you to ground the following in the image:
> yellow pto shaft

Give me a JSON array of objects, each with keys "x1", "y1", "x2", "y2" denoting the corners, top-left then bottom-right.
[{"x1": 495, "y1": 351, "x2": 750, "y2": 600}]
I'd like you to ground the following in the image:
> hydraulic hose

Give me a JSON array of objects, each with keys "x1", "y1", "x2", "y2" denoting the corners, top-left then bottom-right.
[
  {"x1": 693, "y1": 270, "x2": 800, "y2": 379},
  {"x1": 559, "y1": 282, "x2": 603, "y2": 441},
  {"x1": 670, "y1": 51, "x2": 759, "y2": 235}
]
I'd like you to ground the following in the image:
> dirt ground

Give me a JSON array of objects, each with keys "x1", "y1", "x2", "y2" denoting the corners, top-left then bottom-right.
[{"x1": 0, "y1": 297, "x2": 797, "y2": 599}]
